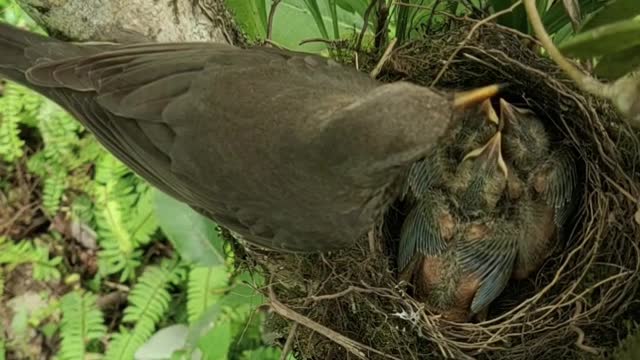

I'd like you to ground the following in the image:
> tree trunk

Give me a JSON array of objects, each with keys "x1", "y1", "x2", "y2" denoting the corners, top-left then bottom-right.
[{"x1": 16, "y1": 0, "x2": 243, "y2": 44}]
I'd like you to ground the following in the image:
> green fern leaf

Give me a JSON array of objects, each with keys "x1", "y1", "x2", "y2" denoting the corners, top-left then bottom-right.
[
  {"x1": 42, "y1": 171, "x2": 67, "y2": 215},
  {"x1": 127, "y1": 184, "x2": 159, "y2": 246},
  {"x1": 187, "y1": 266, "x2": 229, "y2": 324},
  {"x1": 0, "y1": 83, "x2": 31, "y2": 162},
  {"x1": 105, "y1": 266, "x2": 173, "y2": 360},
  {"x1": 105, "y1": 331, "x2": 143, "y2": 360},
  {"x1": 0, "y1": 237, "x2": 61, "y2": 282},
  {"x1": 93, "y1": 154, "x2": 157, "y2": 281},
  {"x1": 37, "y1": 101, "x2": 81, "y2": 165},
  {"x1": 57, "y1": 290, "x2": 107, "y2": 360}
]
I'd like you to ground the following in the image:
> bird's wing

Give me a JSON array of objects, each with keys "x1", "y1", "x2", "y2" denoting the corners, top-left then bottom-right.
[
  {"x1": 457, "y1": 219, "x2": 518, "y2": 314},
  {"x1": 1, "y1": 23, "x2": 454, "y2": 252},
  {"x1": 398, "y1": 192, "x2": 450, "y2": 272},
  {"x1": 533, "y1": 148, "x2": 578, "y2": 226},
  {"x1": 512, "y1": 200, "x2": 557, "y2": 279},
  {"x1": 402, "y1": 153, "x2": 444, "y2": 200},
  {"x1": 6, "y1": 29, "x2": 381, "y2": 251}
]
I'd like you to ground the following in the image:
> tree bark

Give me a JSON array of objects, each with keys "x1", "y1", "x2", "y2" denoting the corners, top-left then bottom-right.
[{"x1": 16, "y1": 0, "x2": 243, "y2": 44}]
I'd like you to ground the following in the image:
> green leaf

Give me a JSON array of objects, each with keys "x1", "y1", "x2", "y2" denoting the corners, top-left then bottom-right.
[
  {"x1": 154, "y1": 189, "x2": 225, "y2": 267},
  {"x1": 269, "y1": 0, "x2": 370, "y2": 52},
  {"x1": 329, "y1": 0, "x2": 340, "y2": 39},
  {"x1": 240, "y1": 347, "x2": 284, "y2": 360},
  {"x1": 187, "y1": 266, "x2": 230, "y2": 323},
  {"x1": 134, "y1": 325, "x2": 200, "y2": 360},
  {"x1": 337, "y1": 0, "x2": 372, "y2": 16},
  {"x1": 58, "y1": 291, "x2": 107, "y2": 360},
  {"x1": 581, "y1": 0, "x2": 640, "y2": 32},
  {"x1": 559, "y1": 16, "x2": 640, "y2": 58},
  {"x1": 595, "y1": 44, "x2": 640, "y2": 79},
  {"x1": 303, "y1": 0, "x2": 331, "y2": 40},
  {"x1": 225, "y1": 0, "x2": 268, "y2": 40},
  {"x1": 490, "y1": 0, "x2": 529, "y2": 33},
  {"x1": 543, "y1": 0, "x2": 604, "y2": 35},
  {"x1": 198, "y1": 319, "x2": 232, "y2": 360},
  {"x1": 184, "y1": 279, "x2": 263, "y2": 356}
]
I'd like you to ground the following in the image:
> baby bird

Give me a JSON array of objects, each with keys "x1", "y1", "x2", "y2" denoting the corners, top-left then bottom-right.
[
  {"x1": 498, "y1": 99, "x2": 578, "y2": 280},
  {"x1": 500, "y1": 99, "x2": 550, "y2": 173},
  {"x1": 402, "y1": 99, "x2": 500, "y2": 200},
  {"x1": 398, "y1": 101, "x2": 518, "y2": 321},
  {"x1": 512, "y1": 149, "x2": 578, "y2": 279},
  {"x1": 447, "y1": 129, "x2": 509, "y2": 216},
  {"x1": 399, "y1": 99, "x2": 501, "y2": 270}
]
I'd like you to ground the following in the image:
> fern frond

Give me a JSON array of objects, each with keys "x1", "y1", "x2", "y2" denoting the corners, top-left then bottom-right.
[
  {"x1": 0, "y1": 237, "x2": 61, "y2": 282},
  {"x1": 105, "y1": 266, "x2": 173, "y2": 360},
  {"x1": 187, "y1": 266, "x2": 229, "y2": 324},
  {"x1": 127, "y1": 184, "x2": 159, "y2": 246},
  {"x1": 42, "y1": 171, "x2": 67, "y2": 215},
  {"x1": 93, "y1": 154, "x2": 158, "y2": 281},
  {"x1": 57, "y1": 290, "x2": 107, "y2": 360},
  {"x1": 37, "y1": 101, "x2": 81, "y2": 165},
  {"x1": 104, "y1": 331, "x2": 142, "y2": 360},
  {"x1": 0, "y1": 83, "x2": 42, "y2": 162}
]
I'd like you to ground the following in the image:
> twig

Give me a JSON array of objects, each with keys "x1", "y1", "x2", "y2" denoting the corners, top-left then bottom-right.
[
  {"x1": 370, "y1": 37, "x2": 397, "y2": 79},
  {"x1": 600, "y1": 171, "x2": 636, "y2": 203},
  {"x1": 310, "y1": 285, "x2": 376, "y2": 302},
  {"x1": 104, "y1": 281, "x2": 130, "y2": 292},
  {"x1": 268, "y1": 287, "x2": 400, "y2": 360},
  {"x1": 298, "y1": 38, "x2": 345, "y2": 47},
  {"x1": 0, "y1": 201, "x2": 38, "y2": 233},
  {"x1": 570, "y1": 302, "x2": 601, "y2": 355},
  {"x1": 430, "y1": 0, "x2": 523, "y2": 87},
  {"x1": 522, "y1": 0, "x2": 606, "y2": 97},
  {"x1": 280, "y1": 323, "x2": 298, "y2": 360},
  {"x1": 267, "y1": 0, "x2": 282, "y2": 41},
  {"x1": 368, "y1": 229, "x2": 376, "y2": 254}
]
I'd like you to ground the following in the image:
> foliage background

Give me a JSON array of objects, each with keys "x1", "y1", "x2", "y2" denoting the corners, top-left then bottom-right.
[{"x1": 0, "y1": 0, "x2": 640, "y2": 359}]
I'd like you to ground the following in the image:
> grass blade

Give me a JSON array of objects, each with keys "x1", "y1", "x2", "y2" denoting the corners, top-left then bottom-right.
[
  {"x1": 329, "y1": 0, "x2": 340, "y2": 39},
  {"x1": 303, "y1": 0, "x2": 331, "y2": 40}
]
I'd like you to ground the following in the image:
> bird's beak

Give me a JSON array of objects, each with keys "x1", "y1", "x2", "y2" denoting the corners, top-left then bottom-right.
[
  {"x1": 480, "y1": 99, "x2": 500, "y2": 125},
  {"x1": 462, "y1": 131, "x2": 509, "y2": 178},
  {"x1": 453, "y1": 84, "x2": 506, "y2": 109},
  {"x1": 499, "y1": 98, "x2": 527, "y2": 126}
]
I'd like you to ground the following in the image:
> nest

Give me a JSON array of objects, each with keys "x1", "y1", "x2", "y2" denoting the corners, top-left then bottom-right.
[{"x1": 234, "y1": 20, "x2": 640, "y2": 359}]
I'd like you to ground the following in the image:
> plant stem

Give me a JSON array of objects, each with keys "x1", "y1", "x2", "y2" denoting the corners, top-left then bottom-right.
[{"x1": 523, "y1": 0, "x2": 607, "y2": 97}]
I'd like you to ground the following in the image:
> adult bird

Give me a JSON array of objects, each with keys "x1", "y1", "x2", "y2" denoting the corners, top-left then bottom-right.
[{"x1": 0, "y1": 22, "x2": 501, "y2": 253}]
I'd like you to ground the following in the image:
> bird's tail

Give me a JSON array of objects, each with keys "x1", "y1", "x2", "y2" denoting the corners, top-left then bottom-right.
[
  {"x1": 0, "y1": 23, "x2": 91, "y2": 86},
  {"x1": 0, "y1": 23, "x2": 52, "y2": 82}
]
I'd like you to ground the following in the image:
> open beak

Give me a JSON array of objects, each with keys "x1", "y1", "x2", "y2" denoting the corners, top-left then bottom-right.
[
  {"x1": 453, "y1": 84, "x2": 506, "y2": 109},
  {"x1": 499, "y1": 98, "x2": 530, "y2": 128},
  {"x1": 480, "y1": 99, "x2": 500, "y2": 125},
  {"x1": 462, "y1": 131, "x2": 509, "y2": 179}
]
